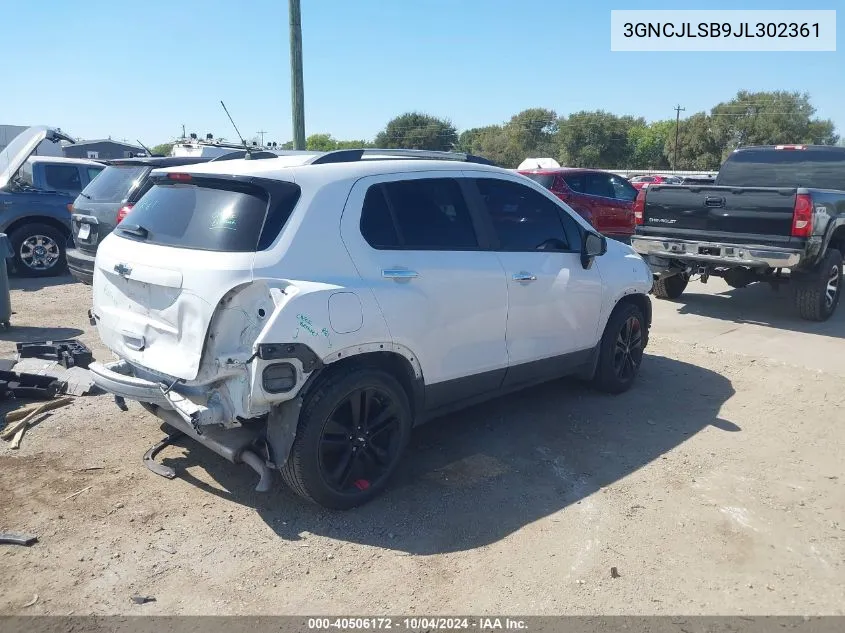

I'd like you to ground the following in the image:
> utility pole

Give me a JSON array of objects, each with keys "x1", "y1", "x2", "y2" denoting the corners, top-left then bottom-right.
[
  {"x1": 289, "y1": 0, "x2": 305, "y2": 149},
  {"x1": 257, "y1": 130, "x2": 267, "y2": 146},
  {"x1": 673, "y1": 104, "x2": 685, "y2": 171}
]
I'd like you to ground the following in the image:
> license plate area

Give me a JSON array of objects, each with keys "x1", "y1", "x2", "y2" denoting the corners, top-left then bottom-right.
[{"x1": 698, "y1": 246, "x2": 721, "y2": 257}]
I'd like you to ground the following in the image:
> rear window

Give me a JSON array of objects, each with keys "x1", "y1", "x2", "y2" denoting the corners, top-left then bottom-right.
[
  {"x1": 717, "y1": 148, "x2": 845, "y2": 189},
  {"x1": 118, "y1": 181, "x2": 300, "y2": 252},
  {"x1": 81, "y1": 165, "x2": 148, "y2": 203},
  {"x1": 520, "y1": 173, "x2": 555, "y2": 189}
]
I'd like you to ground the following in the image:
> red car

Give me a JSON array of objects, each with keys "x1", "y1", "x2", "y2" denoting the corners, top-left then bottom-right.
[
  {"x1": 628, "y1": 174, "x2": 683, "y2": 191},
  {"x1": 518, "y1": 168, "x2": 638, "y2": 242}
]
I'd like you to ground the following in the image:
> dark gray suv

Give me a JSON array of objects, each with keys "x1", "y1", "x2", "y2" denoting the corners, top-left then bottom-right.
[{"x1": 67, "y1": 156, "x2": 217, "y2": 284}]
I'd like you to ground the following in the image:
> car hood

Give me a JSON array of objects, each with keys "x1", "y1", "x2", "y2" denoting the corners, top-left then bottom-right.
[{"x1": 0, "y1": 126, "x2": 75, "y2": 190}]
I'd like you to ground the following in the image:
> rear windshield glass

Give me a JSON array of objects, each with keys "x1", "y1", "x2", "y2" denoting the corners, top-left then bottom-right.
[
  {"x1": 81, "y1": 165, "x2": 148, "y2": 203},
  {"x1": 118, "y1": 181, "x2": 300, "y2": 252},
  {"x1": 520, "y1": 173, "x2": 555, "y2": 189},
  {"x1": 716, "y1": 149, "x2": 845, "y2": 189}
]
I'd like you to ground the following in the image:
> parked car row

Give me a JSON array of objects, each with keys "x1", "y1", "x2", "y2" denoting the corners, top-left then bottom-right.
[{"x1": 0, "y1": 127, "x2": 104, "y2": 276}]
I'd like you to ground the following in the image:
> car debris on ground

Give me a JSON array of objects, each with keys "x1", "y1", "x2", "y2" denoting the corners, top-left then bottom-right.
[{"x1": 0, "y1": 532, "x2": 38, "y2": 546}]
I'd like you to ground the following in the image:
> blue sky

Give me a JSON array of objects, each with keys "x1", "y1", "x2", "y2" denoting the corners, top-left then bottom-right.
[{"x1": 5, "y1": 0, "x2": 843, "y2": 144}]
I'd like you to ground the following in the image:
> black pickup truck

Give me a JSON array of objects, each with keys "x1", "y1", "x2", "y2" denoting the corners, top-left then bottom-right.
[{"x1": 631, "y1": 145, "x2": 845, "y2": 321}]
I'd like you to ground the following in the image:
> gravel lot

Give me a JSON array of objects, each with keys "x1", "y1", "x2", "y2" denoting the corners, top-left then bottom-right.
[{"x1": 0, "y1": 275, "x2": 843, "y2": 615}]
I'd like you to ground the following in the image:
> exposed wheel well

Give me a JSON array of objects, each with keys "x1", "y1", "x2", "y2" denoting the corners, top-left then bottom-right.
[
  {"x1": 615, "y1": 292, "x2": 652, "y2": 329},
  {"x1": 827, "y1": 226, "x2": 845, "y2": 256},
  {"x1": 302, "y1": 351, "x2": 423, "y2": 418},
  {"x1": 4, "y1": 216, "x2": 71, "y2": 241}
]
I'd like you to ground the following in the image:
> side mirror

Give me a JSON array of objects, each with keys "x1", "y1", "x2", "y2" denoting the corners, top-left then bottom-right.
[{"x1": 581, "y1": 232, "x2": 607, "y2": 269}]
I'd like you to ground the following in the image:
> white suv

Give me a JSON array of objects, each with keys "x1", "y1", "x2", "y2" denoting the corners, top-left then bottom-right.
[{"x1": 88, "y1": 149, "x2": 654, "y2": 509}]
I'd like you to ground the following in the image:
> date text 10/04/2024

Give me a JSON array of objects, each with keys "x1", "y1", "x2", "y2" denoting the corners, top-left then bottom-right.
[
  {"x1": 307, "y1": 618, "x2": 528, "y2": 631},
  {"x1": 623, "y1": 22, "x2": 820, "y2": 39}
]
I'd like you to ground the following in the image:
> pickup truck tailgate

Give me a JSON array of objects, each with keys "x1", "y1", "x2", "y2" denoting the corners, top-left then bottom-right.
[{"x1": 643, "y1": 185, "x2": 796, "y2": 237}]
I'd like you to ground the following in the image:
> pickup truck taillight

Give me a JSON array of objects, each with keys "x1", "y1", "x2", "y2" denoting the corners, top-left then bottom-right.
[
  {"x1": 633, "y1": 189, "x2": 646, "y2": 225},
  {"x1": 791, "y1": 194, "x2": 813, "y2": 237},
  {"x1": 116, "y1": 205, "x2": 133, "y2": 224}
]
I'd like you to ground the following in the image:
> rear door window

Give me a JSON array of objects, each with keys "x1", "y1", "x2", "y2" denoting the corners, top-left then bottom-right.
[
  {"x1": 562, "y1": 173, "x2": 586, "y2": 193},
  {"x1": 366, "y1": 178, "x2": 478, "y2": 250},
  {"x1": 584, "y1": 173, "x2": 616, "y2": 199},
  {"x1": 44, "y1": 165, "x2": 82, "y2": 192},
  {"x1": 118, "y1": 181, "x2": 300, "y2": 252},
  {"x1": 81, "y1": 165, "x2": 148, "y2": 203}
]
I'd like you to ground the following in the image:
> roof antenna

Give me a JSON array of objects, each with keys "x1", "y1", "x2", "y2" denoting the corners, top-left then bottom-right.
[
  {"x1": 220, "y1": 100, "x2": 252, "y2": 159},
  {"x1": 136, "y1": 139, "x2": 153, "y2": 156}
]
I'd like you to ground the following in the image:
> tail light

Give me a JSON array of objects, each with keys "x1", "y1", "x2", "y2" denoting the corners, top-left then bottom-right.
[
  {"x1": 633, "y1": 189, "x2": 646, "y2": 225},
  {"x1": 116, "y1": 205, "x2": 133, "y2": 224},
  {"x1": 168, "y1": 173, "x2": 192, "y2": 182},
  {"x1": 791, "y1": 194, "x2": 813, "y2": 237},
  {"x1": 66, "y1": 203, "x2": 74, "y2": 213}
]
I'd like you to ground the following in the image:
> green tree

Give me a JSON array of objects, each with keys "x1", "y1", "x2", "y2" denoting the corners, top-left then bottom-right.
[
  {"x1": 557, "y1": 111, "x2": 642, "y2": 167},
  {"x1": 664, "y1": 113, "x2": 722, "y2": 170},
  {"x1": 150, "y1": 143, "x2": 174, "y2": 156},
  {"x1": 627, "y1": 121, "x2": 673, "y2": 169},
  {"x1": 374, "y1": 112, "x2": 457, "y2": 151},
  {"x1": 710, "y1": 90, "x2": 838, "y2": 156},
  {"x1": 306, "y1": 134, "x2": 338, "y2": 151}
]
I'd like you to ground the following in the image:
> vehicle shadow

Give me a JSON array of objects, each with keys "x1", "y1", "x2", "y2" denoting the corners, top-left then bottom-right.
[
  {"x1": 9, "y1": 274, "x2": 79, "y2": 292},
  {"x1": 674, "y1": 281, "x2": 845, "y2": 338},
  {"x1": 158, "y1": 353, "x2": 736, "y2": 555},
  {"x1": 0, "y1": 325, "x2": 85, "y2": 343}
]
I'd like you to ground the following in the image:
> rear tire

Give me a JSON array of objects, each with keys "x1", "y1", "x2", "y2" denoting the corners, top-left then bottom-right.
[
  {"x1": 652, "y1": 273, "x2": 688, "y2": 300},
  {"x1": 280, "y1": 368, "x2": 412, "y2": 509},
  {"x1": 593, "y1": 302, "x2": 647, "y2": 394},
  {"x1": 794, "y1": 249, "x2": 842, "y2": 321},
  {"x1": 9, "y1": 223, "x2": 68, "y2": 278}
]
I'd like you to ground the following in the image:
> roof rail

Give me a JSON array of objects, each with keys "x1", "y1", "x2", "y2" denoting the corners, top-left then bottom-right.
[
  {"x1": 307, "y1": 148, "x2": 496, "y2": 166},
  {"x1": 209, "y1": 150, "x2": 280, "y2": 162}
]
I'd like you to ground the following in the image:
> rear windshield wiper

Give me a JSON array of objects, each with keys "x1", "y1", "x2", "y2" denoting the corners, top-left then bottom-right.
[
  {"x1": 78, "y1": 191, "x2": 92, "y2": 200},
  {"x1": 119, "y1": 224, "x2": 149, "y2": 239}
]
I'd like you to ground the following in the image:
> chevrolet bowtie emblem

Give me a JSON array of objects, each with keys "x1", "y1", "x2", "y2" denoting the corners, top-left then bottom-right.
[{"x1": 114, "y1": 263, "x2": 132, "y2": 277}]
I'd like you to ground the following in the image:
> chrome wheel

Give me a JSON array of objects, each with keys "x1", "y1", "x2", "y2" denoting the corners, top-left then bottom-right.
[
  {"x1": 613, "y1": 315, "x2": 644, "y2": 381},
  {"x1": 825, "y1": 265, "x2": 840, "y2": 309},
  {"x1": 19, "y1": 234, "x2": 61, "y2": 271}
]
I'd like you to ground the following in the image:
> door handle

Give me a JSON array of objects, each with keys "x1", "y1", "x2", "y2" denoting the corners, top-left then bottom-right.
[
  {"x1": 512, "y1": 272, "x2": 537, "y2": 282},
  {"x1": 382, "y1": 269, "x2": 419, "y2": 279}
]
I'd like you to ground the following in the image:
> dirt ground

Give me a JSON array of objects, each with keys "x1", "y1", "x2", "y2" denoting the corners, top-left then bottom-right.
[{"x1": 0, "y1": 275, "x2": 842, "y2": 615}]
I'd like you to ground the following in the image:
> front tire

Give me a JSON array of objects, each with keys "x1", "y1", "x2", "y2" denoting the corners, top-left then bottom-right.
[
  {"x1": 593, "y1": 302, "x2": 647, "y2": 394},
  {"x1": 9, "y1": 223, "x2": 67, "y2": 278},
  {"x1": 794, "y1": 248, "x2": 842, "y2": 321},
  {"x1": 280, "y1": 368, "x2": 412, "y2": 509},
  {"x1": 652, "y1": 272, "x2": 688, "y2": 300}
]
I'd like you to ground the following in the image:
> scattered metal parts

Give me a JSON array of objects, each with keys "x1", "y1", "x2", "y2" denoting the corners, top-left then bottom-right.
[
  {"x1": 23, "y1": 595, "x2": 39, "y2": 608},
  {"x1": 16, "y1": 340, "x2": 93, "y2": 369},
  {"x1": 0, "y1": 369, "x2": 65, "y2": 400},
  {"x1": 611, "y1": 566, "x2": 621, "y2": 579},
  {"x1": 142, "y1": 430, "x2": 186, "y2": 480},
  {"x1": 0, "y1": 532, "x2": 38, "y2": 546},
  {"x1": 130, "y1": 595, "x2": 156, "y2": 605},
  {"x1": 114, "y1": 395, "x2": 128, "y2": 411}
]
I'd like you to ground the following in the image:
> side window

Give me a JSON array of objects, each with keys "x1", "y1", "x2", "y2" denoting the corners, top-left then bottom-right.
[
  {"x1": 87, "y1": 167, "x2": 104, "y2": 182},
  {"x1": 360, "y1": 185, "x2": 400, "y2": 249},
  {"x1": 609, "y1": 174, "x2": 637, "y2": 201},
  {"x1": 584, "y1": 173, "x2": 616, "y2": 199},
  {"x1": 381, "y1": 178, "x2": 478, "y2": 250},
  {"x1": 476, "y1": 178, "x2": 572, "y2": 252},
  {"x1": 44, "y1": 165, "x2": 82, "y2": 192},
  {"x1": 561, "y1": 173, "x2": 585, "y2": 193}
]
